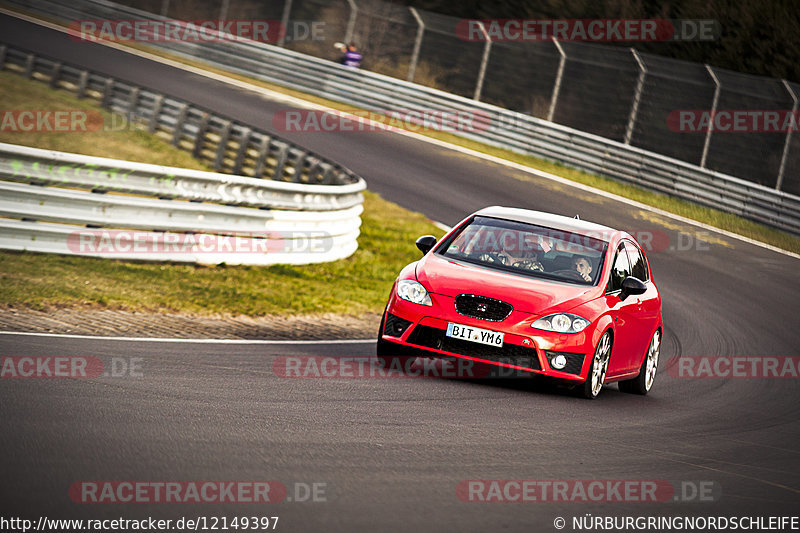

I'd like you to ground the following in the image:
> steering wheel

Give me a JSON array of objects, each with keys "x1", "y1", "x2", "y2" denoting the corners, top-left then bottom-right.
[
  {"x1": 551, "y1": 269, "x2": 587, "y2": 281},
  {"x1": 475, "y1": 252, "x2": 508, "y2": 265},
  {"x1": 511, "y1": 260, "x2": 544, "y2": 272}
]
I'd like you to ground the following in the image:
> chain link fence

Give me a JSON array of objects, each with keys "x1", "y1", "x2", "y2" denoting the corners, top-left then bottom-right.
[{"x1": 76, "y1": 0, "x2": 800, "y2": 197}]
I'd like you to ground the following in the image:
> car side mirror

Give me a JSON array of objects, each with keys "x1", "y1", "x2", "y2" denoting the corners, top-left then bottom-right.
[
  {"x1": 416, "y1": 235, "x2": 437, "y2": 255},
  {"x1": 620, "y1": 276, "x2": 647, "y2": 300}
]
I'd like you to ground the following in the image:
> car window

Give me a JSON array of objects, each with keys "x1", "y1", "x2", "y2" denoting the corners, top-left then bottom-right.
[
  {"x1": 438, "y1": 216, "x2": 608, "y2": 285},
  {"x1": 624, "y1": 241, "x2": 649, "y2": 282},
  {"x1": 608, "y1": 244, "x2": 631, "y2": 292}
]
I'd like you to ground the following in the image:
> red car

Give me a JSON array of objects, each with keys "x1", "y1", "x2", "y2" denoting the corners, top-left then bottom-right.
[{"x1": 377, "y1": 207, "x2": 662, "y2": 398}]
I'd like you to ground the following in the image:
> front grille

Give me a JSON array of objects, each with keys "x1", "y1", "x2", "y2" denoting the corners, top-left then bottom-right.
[
  {"x1": 406, "y1": 325, "x2": 541, "y2": 369},
  {"x1": 384, "y1": 313, "x2": 412, "y2": 337},
  {"x1": 544, "y1": 351, "x2": 585, "y2": 375},
  {"x1": 454, "y1": 294, "x2": 513, "y2": 322}
]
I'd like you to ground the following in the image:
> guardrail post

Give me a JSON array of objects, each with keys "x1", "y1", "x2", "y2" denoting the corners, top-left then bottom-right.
[
  {"x1": 273, "y1": 143, "x2": 290, "y2": 180},
  {"x1": 76, "y1": 70, "x2": 89, "y2": 99},
  {"x1": 624, "y1": 49, "x2": 646, "y2": 145},
  {"x1": 214, "y1": 121, "x2": 232, "y2": 171},
  {"x1": 254, "y1": 135, "x2": 271, "y2": 178},
  {"x1": 149, "y1": 95, "x2": 164, "y2": 133},
  {"x1": 547, "y1": 39, "x2": 566, "y2": 123},
  {"x1": 776, "y1": 80, "x2": 798, "y2": 191},
  {"x1": 219, "y1": 0, "x2": 230, "y2": 21},
  {"x1": 407, "y1": 7, "x2": 425, "y2": 83},
  {"x1": 700, "y1": 65, "x2": 720, "y2": 168},
  {"x1": 233, "y1": 128, "x2": 252, "y2": 175},
  {"x1": 321, "y1": 163, "x2": 335, "y2": 184},
  {"x1": 473, "y1": 22, "x2": 492, "y2": 101},
  {"x1": 24, "y1": 54, "x2": 34, "y2": 79},
  {"x1": 49, "y1": 62, "x2": 62, "y2": 89},
  {"x1": 101, "y1": 78, "x2": 115, "y2": 108},
  {"x1": 292, "y1": 151, "x2": 308, "y2": 183},
  {"x1": 172, "y1": 103, "x2": 189, "y2": 146},
  {"x1": 0, "y1": 45, "x2": 6, "y2": 70},
  {"x1": 344, "y1": 0, "x2": 357, "y2": 45},
  {"x1": 193, "y1": 113, "x2": 211, "y2": 158},
  {"x1": 278, "y1": 0, "x2": 293, "y2": 47},
  {"x1": 127, "y1": 87, "x2": 140, "y2": 118}
]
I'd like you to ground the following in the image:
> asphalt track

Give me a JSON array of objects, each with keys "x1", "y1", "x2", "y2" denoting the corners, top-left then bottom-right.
[{"x1": 1, "y1": 12, "x2": 799, "y2": 533}]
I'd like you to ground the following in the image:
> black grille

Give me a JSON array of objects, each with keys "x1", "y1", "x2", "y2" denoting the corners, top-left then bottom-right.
[
  {"x1": 454, "y1": 294, "x2": 513, "y2": 322},
  {"x1": 406, "y1": 325, "x2": 541, "y2": 369},
  {"x1": 544, "y1": 351, "x2": 585, "y2": 375},
  {"x1": 384, "y1": 313, "x2": 412, "y2": 337}
]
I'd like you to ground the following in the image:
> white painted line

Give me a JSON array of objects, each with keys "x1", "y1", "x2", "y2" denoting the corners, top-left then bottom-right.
[
  {"x1": 432, "y1": 221, "x2": 452, "y2": 233},
  {"x1": 0, "y1": 331, "x2": 375, "y2": 344},
  {"x1": 3, "y1": 8, "x2": 798, "y2": 260}
]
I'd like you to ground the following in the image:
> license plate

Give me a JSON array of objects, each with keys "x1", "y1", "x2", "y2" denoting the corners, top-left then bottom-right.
[{"x1": 446, "y1": 322, "x2": 504, "y2": 347}]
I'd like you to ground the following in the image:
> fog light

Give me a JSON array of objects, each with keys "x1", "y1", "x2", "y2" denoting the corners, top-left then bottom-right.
[{"x1": 551, "y1": 354, "x2": 567, "y2": 370}]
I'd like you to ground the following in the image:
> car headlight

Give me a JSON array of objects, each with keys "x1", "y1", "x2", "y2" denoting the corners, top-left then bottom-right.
[
  {"x1": 396, "y1": 280, "x2": 432, "y2": 306},
  {"x1": 531, "y1": 313, "x2": 590, "y2": 333}
]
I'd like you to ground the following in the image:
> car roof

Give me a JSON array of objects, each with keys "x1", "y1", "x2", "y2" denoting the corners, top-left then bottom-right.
[{"x1": 474, "y1": 206, "x2": 621, "y2": 238}]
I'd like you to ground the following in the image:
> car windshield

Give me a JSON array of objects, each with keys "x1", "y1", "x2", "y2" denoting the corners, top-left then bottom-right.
[{"x1": 437, "y1": 216, "x2": 608, "y2": 285}]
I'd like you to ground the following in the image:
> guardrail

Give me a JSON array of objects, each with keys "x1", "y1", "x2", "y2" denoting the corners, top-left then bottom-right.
[
  {"x1": 0, "y1": 143, "x2": 364, "y2": 264},
  {"x1": 6, "y1": 0, "x2": 799, "y2": 237}
]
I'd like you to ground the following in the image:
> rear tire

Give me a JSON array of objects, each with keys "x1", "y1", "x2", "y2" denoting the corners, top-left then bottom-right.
[
  {"x1": 581, "y1": 331, "x2": 612, "y2": 399},
  {"x1": 619, "y1": 329, "x2": 661, "y2": 395}
]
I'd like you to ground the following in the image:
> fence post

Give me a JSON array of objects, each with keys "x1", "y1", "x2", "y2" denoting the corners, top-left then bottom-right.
[
  {"x1": 700, "y1": 65, "x2": 720, "y2": 168},
  {"x1": 344, "y1": 0, "x2": 357, "y2": 44},
  {"x1": 473, "y1": 22, "x2": 491, "y2": 101},
  {"x1": 547, "y1": 39, "x2": 566, "y2": 123},
  {"x1": 624, "y1": 49, "x2": 646, "y2": 145},
  {"x1": 219, "y1": 0, "x2": 230, "y2": 21},
  {"x1": 278, "y1": 0, "x2": 293, "y2": 47},
  {"x1": 776, "y1": 80, "x2": 798, "y2": 191},
  {"x1": 407, "y1": 7, "x2": 424, "y2": 83}
]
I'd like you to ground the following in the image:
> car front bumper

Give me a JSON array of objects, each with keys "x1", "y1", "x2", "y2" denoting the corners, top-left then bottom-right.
[{"x1": 382, "y1": 293, "x2": 597, "y2": 382}]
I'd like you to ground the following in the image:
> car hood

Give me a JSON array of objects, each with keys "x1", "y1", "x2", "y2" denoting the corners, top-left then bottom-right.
[{"x1": 416, "y1": 253, "x2": 597, "y2": 316}]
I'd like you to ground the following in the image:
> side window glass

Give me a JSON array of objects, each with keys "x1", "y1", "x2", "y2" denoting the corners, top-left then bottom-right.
[
  {"x1": 609, "y1": 244, "x2": 631, "y2": 292},
  {"x1": 624, "y1": 241, "x2": 648, "y2": 282}
]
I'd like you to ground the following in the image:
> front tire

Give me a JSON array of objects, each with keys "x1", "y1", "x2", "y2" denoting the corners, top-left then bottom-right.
[
  {"x1": 619, "y1": 329, "x2": 661, "y2": 395},
  {"x1": 581, "y1": 331, "x2": 612, "y2": 399}
]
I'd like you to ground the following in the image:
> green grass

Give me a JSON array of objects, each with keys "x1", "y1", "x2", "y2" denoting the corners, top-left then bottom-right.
[{"x1": 0, "y1": 71, "x2": 442, "y2": 315}]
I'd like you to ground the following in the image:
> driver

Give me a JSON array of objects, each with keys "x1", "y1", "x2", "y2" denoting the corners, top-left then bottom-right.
[{"x1": 572, "y1": 256, "x2": 593, "y2": 282}]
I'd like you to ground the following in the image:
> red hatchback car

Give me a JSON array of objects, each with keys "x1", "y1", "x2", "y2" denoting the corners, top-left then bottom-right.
[{"x1": 378, "y1": 207, "x2": 662, "y2": 398}]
